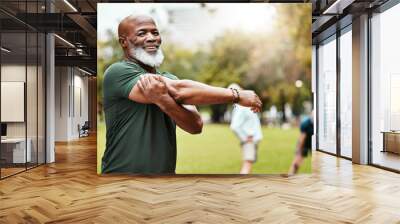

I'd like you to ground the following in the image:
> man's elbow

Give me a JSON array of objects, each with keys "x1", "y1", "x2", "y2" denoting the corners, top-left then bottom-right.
[{"x1": 189, "y1": 117, "x2": 203, "y2": 134}]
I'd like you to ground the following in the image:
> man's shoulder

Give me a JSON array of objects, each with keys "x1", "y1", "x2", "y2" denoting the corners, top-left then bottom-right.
[
  {"x1": 104, "y1": 61, "x2": 144, "y2": 80},
  {"x1": 105, "y1": 61, "x2": 130, "y2": 74},
  {"x1": 104, "y1": 61, "x2": 123, "y2": 77}
]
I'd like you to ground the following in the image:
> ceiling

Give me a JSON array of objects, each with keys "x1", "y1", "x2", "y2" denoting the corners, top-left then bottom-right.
[
  {"x1": 311, "y1": 0, "x2": 390, "y2": 44},
  {"x1": 0, "y1": 0, "x2": 99, "y2": 74}
]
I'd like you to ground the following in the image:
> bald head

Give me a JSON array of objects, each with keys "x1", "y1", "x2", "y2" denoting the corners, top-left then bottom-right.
[{"x1": 118, "y1": 15, "x2": 156, "y2": 39}]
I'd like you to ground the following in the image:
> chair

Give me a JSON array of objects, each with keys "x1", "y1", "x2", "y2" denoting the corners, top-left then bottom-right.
[{"x1": 78, "y1": 121, "x2": 90, "y2": 138}]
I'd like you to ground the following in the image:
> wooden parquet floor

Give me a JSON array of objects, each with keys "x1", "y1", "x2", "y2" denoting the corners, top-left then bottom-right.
[{"x1": 1, "y1": 134, "x2": 400, "y2": 223}]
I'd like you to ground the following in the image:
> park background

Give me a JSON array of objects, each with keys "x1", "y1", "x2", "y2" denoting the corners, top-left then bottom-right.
[{"x1": 97, "y1": 3, "x2": 312, "y2": 174}]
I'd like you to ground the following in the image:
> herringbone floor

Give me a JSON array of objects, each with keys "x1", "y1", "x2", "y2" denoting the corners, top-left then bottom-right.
[{"x1": 0, "y1": 134, "x2": 399, "y2": 223}]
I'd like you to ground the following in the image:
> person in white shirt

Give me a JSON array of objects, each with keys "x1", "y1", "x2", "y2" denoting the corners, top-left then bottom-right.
[{"x1": 229, "y1": 84, "x2": 263, "y2": 174}]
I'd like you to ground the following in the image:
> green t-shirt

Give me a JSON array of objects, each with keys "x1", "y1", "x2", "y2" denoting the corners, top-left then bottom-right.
[{"x1": 101, "y1": 60, "x2": 179, "y2": 174}]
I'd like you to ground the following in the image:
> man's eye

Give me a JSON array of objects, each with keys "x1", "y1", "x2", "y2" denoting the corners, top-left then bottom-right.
[
  {"x1": 153, "y1": 32, "x2": 159, "y2": 36},
  {"x1": 137, "y1": 32, "x2": 145, "y2": 36}
]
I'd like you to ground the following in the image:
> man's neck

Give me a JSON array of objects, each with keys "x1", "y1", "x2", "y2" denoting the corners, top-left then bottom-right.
[{"x1": 125, "y1": 56, "x2": 157, "y2": 73}]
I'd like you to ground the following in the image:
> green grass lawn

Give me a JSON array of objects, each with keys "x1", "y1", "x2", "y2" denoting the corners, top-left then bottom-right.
[{"x1": 97, "y1": 122, "x2": 311, "y2": 174}]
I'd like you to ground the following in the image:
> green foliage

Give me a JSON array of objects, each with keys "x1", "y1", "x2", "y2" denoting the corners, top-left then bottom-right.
[
  {"x1": 160, "y1": 43, "x2": 207, "y2": 81},
  {"x1": 276, "y1": 4, "x2": 312, "y2": 82},
  {"x1": 198, "y1": 31, "x2": 251, "y2": 88}
]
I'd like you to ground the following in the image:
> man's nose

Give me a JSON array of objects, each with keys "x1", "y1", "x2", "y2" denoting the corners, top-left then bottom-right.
[{"x1": 145, "y1": 33, "x2": 156, "y2": 41}]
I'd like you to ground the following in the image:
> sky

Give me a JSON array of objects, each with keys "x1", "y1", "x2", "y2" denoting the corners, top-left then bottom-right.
[{"x1": 97, "y1": 3, "x2": 277, "y2": 49}]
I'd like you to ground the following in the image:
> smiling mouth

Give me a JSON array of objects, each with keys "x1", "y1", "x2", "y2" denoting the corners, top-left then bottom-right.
[{"x1": 144, "y1": 46, "x2": 158, "y2": 50}]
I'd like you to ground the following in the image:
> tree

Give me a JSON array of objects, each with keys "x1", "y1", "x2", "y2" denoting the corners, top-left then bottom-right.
[
  {"x1": 244, "y1": 4, "x2": 312, "y2": 118},
  {"x1": 97, "y1": 29, "x2": 123, "y2": 121},
  {"x1": 198, "y1": 30, "x2": 252, "y2": 122},
  {"x1": 160, "y1": 43, "x2": 207, "y2": 81}
]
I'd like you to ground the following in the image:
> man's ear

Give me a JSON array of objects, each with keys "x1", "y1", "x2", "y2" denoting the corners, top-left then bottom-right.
[{"x1": 119, "y1": 37, "x2": 127, "y2": 48}]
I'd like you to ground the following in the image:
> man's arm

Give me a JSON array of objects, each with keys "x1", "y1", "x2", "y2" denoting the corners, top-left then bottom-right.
[
  {"x1": 158, "y1": 99, "x2": 203, "y2": 134},
  {"x1": 161, "y1": 77, "x2": 262, "y2": 112},
  {"x1": 136, "y1": 75, "x2": 203, "y2": 134},
  {"x1": 128, "y1": 74, "x2": 262, "y2": 112}
]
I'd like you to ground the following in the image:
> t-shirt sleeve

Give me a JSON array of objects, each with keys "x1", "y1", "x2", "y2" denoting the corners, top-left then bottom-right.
[
  {"x1": 120, "y1": 67, "x2": 146, "y2": 98},
  {"x1": 300, "y1": 118, "x2": 310, "y2": 133},
  {"x1": 105, "y1": 63, "x2": 145, "y2": 99}
]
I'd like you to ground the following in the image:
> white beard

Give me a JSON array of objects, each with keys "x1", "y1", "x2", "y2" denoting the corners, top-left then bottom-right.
[{"x1": 129, "y1": 45, "x2": 164, "y2": 68}]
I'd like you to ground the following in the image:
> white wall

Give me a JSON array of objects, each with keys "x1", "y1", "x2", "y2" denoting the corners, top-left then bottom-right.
[
  {"x1": 1, "y1": 65, "x2": 31, "y2": 138},
  {"x1": 71, "y1": 71, "x2": 89, "y2": 139},
  {"x1": 1, "y1": 65, "x2": 26, "y2": 142},
  {"x1": 55, "y1": 66, "x2": 69, "y2": 141},
  {"x1": 54, "y1": 67, "x2": 89, "y2": 141}
]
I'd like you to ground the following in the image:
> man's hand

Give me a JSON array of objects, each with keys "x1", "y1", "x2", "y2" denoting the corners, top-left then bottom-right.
[
  {"x1": 238, "y1": 90, "x2": 262, "y2": 113},
  {"x1": 137, "y1": 74, "x2": 169, "y2": 105},
  {"x1": 136, "y1": 74, "x2": 203, "y2": 134}
]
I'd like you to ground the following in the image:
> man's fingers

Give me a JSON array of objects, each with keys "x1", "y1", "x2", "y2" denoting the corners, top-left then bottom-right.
[
  {"x1": 252, "y1": 98, "x2": 262, "y2": 108},
  {"x1": 145, "y1": 73, "x2": 160, "y2": 82},
  {"x1": 148, "y1": 75, "x2": 155, "y2": 85},
  {"x1": 143, "y1": 75, "x2": 152, "y2": 87},
  {"x1": 150, "y1": 75, "x2": 165, "y2": 90},
  {"x1": 153, "y1": 75, "x2": 163, "y2": 82},
  {"x1": 145, "y1": 73, "x2": 157, "y2": 79},
  {"x1": 251, "y1": 100, "x2": 262, "y2": 112},
  {"x1": 137, "y1": 79, "x2": 145, "y2": 91},
  {"x1": 257, "y1": 100, "x2": 262, "y2": 108},
  {"x1": 152, "y1": 75, "x2": 166, "y2": 87},
  {"x1": 138, "y1": 76, "x2": 144, "y2": 88},
  {"x1": 139, "y1": 76, "x2": 147, "y2": 88},
  {"x1": 148, "y1": 74, "x2": 157, "y2": 81},
  {"x1": 254, "y1": 94, "x2": 262, "y2": 108},
  {"x1": 151, "y1": 75, "x2": 163, "y2": 87}
]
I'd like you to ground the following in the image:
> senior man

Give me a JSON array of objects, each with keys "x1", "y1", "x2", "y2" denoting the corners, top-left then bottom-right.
[{"x1": 102, "y1": 15, "x2": 262, "y2": 174}]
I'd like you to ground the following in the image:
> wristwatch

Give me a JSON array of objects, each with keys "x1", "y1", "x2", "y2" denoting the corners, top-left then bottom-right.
[{"x1": 229, "y1": 87, "x2": 240, "y2": 103}]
